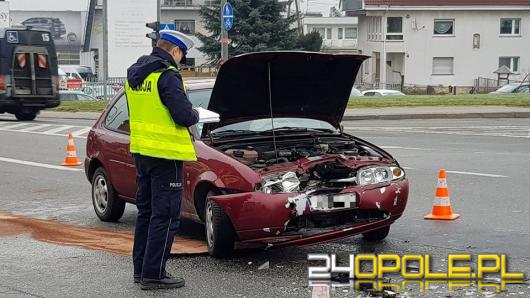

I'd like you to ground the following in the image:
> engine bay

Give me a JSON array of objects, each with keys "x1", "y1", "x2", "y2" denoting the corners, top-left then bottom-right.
[{"x1": 217, "y1": 135, "x2": 379, "y2": 169}]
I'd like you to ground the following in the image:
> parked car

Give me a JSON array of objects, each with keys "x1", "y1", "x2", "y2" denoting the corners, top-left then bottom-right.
[
  {"x1": 59, "y1": 65, "x2": 96, "y2": 81},
  {"x1": 362, "y1": 89, "x2": 406, "y2": 96},
  {"x1": 85, "y1": 52, "x2": 409, "y2": 257},
  {"x1": 350, "y1": 87, "x2": 363, "y2": 97},
  {"x1": 21, "y1": 17, "x2": 66, "y2": 39},
  {"x1": 489, "y1": 83, "x2": 530, "y2": 94},
  {"x1": 59, "y1": 90, "x2": 96, "y2": 101}
]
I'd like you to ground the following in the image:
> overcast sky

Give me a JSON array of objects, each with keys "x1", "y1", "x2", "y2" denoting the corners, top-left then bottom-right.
[{"x1": 303, "y1": 0, "x2": 342, "y2": 16}]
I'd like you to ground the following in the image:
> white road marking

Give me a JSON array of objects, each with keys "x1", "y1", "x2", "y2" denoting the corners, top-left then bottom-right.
[
  {"x1": 19, "y1": 124, "x2": 53, "y2": 132},
  {"x1": 0, "y1": 157, "x2": 83, "y2": 172},
  {"x1": 42, "y1": 125, "x2": 75, "y2": 135},
  {"x1": 445, "y1": 170, "x2": 509, "y2": 178},
  {"x1": 71, "y1": 127, "x2": 92, "y2": 137},
  {"x1": 0, "y1": 123, "x2": 31, "y2": 130},
  {"x1": 381, "y1": 146, "x2": 427, "y2": 150}
]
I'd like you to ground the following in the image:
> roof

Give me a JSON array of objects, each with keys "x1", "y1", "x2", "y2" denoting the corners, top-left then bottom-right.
[
  {"x1": 493, "y1": 65, "x2": 514, "y2": 74},
  {"x1": 364, "y1": 0, "x2": 530, "y2": 5}
]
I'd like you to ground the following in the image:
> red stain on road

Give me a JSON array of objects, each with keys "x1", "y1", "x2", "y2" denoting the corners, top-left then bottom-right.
[{"x1": 0, "y1": 213, "x2": 208, "y2": 256}]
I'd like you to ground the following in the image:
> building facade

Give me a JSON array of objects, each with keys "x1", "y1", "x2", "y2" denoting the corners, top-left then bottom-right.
[
  {"x1": 86, "y1": 0, "x2": 211, "y2": 78},
  {"x1": 343, "y1": 0, "x2": 530, "y2": 89},
  {"x1": 303, "y1": 17, "x2": 359, "y2": 54}
]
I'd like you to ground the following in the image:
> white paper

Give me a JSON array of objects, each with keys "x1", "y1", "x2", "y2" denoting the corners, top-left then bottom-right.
[{"x1": 195, "y1": 107, "x2": 220, "y2": 124}]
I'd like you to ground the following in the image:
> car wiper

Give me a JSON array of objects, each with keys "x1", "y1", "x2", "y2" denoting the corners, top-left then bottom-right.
[
  {"x1": 210, "y1": 130, "x2": 259, "y2": 137},
  {"x1": 259, "y1": 127, "x2": 337, "y2": 134}
]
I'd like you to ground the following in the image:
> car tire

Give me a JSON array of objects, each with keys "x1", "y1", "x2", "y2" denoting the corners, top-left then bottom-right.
[
  {"x1": 362, "y1": 226, "x2": 390, "y2": 242},
  {"x1": 205, "y1": 191, "x2": 236, "y2": 258},
  {"x1": 91, "y1": 167, "x2": 125, "y2": 222},
  {"x1": 15, "y1": 112, "x2": 37, "y2": 121}
]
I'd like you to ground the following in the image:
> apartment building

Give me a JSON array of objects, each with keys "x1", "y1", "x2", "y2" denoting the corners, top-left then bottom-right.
[
  {"x1": 342, "y1": 0, "x2": 530, "y2": 88},
  {"x1": 304, "y1": 17, "x2": 359, "y2": 53}
]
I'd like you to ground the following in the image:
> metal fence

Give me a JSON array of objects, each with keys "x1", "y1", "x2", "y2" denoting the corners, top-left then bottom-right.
[{"x1": 83, "y1": 78, "x2": 126, "y2": 100}]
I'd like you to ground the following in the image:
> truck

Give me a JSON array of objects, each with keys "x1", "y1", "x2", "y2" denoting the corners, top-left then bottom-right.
[{"x1": 0, "y1": 27, "x2": 60, "y2": 121}]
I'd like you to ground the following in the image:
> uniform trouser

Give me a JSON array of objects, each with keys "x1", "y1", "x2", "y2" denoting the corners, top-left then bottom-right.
[{"x1": 132, "y1": 154, "x2": 183, "y2": 280}]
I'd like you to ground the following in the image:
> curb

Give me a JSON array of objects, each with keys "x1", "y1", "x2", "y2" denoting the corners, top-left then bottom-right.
[
  {"x1": 40, "y1": 111, "x2": 530, "y2": 122},
  {"x1": 342, "y1": 112, "x2": 530, "y2": 121}
]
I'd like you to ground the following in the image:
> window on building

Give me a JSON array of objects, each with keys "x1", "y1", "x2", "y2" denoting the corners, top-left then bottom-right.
[
  {"x1": 57, "y1": 51, "x2": 81, "y2": 65},
  {"x1": 499, "y1": 57, "x2": 520, "y2": 72},
  {"x1": 326, "y1": 28, "x2": 332, "y2": 40},
  {"x1": 386, "y1": 17, "x2": 403, "y2": 40},
  {"x1": 432, "y1": 57, "x2": 454, "y2": 75},
  {"x1": 500, "y1": 18, "x2": 521, "y2": 35},
  {"x1": 313, "y1": 27, "x2": 325, "y2": 39},
  {"x1": 338, "y1": 28, "x2": 343, "y2": 40},
  {"x1": 345, "y1": 27, "x2": 357, "y2": 39},
  {"x1": 434, "y1": 19, "x2": 454, "y2": 35},
  {"x1": 175, "y1": 20, "x2": 195, "y2": 34}
]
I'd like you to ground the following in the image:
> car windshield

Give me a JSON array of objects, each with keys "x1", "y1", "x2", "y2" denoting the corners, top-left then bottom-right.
[
  {"x1": 211, "y1": 118, "x2": 337, "y2": 136},
  {"x1": 495, "y1": 84, "x2": 518, "y2": 93},
  {"x1": 186, "y1": 88, "x2": 337, "y2": 137}
]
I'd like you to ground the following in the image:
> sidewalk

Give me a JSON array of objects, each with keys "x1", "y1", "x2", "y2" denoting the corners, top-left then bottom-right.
[
  {"x1": 343, "y1": 106, "x2": 530, "y2": 121},
  {"x1": 42, "y1": 106, "x2": 530, "y2": 121}
]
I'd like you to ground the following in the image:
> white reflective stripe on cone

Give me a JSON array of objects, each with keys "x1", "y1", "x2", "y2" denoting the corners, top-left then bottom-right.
[
  {"x1": 437, "y1": 179, "x2": 447, "y2": 187},
  {"x1": 434, "y1": 197, "x2": 451, "y2": 206}
]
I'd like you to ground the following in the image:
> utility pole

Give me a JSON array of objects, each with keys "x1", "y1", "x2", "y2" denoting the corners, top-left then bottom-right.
[
  {"x1": 220, "y1": 0, "x2": 228, "y2": 63},
  {"x1": 102, "y1": 0, "x2": 108, "y2": 100},
  {"x1": 294, "y1": 0, "x2": 302, "y2": 35}
]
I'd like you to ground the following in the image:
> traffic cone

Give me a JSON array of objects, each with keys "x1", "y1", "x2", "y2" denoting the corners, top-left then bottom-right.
[
  {"x1": 424, "y1": 169, "x2": 460, "y2": 220},
  {"x1": 62, "y1": 133, "x2": 82, "y2": 166}
]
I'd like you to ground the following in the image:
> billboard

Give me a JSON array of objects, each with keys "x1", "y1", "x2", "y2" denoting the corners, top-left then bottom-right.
[
  {"x1": 0, "y1": 2, "x2": 9, "y2": 29},
  {"x1": 10, "y1": 11, "x2": 86, "y2": 48},
  {"x1": 107, "y1": 0, "x2": 157, "y2": 77}
]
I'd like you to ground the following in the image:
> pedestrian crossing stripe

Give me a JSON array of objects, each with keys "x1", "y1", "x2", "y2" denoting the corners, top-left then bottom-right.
[{"x1": 0, "y1": 122, "x2": 92, "y2": 138}]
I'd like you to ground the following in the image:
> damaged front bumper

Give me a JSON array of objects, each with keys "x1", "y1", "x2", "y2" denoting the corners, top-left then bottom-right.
[{"x1": 209, "y1": 179, "x2": 409, "y2": 249}]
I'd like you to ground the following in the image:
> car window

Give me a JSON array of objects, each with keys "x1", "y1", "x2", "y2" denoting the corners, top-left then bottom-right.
[
  {"x1": 105, "y1": 94, "x2": 130, "y2": 134},
  {"x1": 60, "y1": 93, "x2": 76, "y2": 101},
  {"x1": 496, "y1": 84, "x2": 518, "y2": 93},
  {"x1": 515, "y1": 85, "x2": 529, "y2": 93},
  {"x1": 364, "y1": 92, "x2": 376, "y2": 96},
  {"x1": 188, "y1": 89, "x2": 213, "y2": 135}
]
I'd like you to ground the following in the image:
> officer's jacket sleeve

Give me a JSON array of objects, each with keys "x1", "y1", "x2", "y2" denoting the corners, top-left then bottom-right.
[{"x1": 157, "y1": 71, "x2": 199, "y2": 128}]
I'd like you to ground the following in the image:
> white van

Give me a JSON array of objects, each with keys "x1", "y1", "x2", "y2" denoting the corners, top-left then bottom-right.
[{"x1": 59, "y1": 65, "x2": 96, "y2": 81}]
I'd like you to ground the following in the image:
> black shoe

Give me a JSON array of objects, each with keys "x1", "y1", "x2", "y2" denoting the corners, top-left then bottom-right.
[
  {"x1": 140, "y1": 275, "x2": 185, "y2": 290},
  {"x1": 134, "y1": 270, "x2": 170, "y2": 284}
]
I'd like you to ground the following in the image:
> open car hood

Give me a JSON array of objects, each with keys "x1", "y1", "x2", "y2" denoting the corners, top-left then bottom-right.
[{"x1": 204, "y1": 51, "x2": 368, "y2": 133}]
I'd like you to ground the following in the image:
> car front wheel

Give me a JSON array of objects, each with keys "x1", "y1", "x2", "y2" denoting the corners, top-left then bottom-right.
[
  {"x1": 205, "y1": 192, "x2": 236, "y2": 258},
  {"x1": 91, "y1": 167, "x2": 125, "y2": 222},
  {"x1": 362, "y1": 226, "x2": 390, "y2": 242},
  {"x1": 15, "y1": 112, "x2": 37, "y2": 121}
]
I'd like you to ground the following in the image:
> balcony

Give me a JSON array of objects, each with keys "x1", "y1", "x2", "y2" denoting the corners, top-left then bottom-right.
[{"x1": 162, "y1": 0, "x2": 216, "y2": 8}]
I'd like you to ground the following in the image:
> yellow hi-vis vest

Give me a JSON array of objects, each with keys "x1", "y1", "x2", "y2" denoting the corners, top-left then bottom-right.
[{"x1": 125, "y1": 66, "x2": 196, "y2": 161}]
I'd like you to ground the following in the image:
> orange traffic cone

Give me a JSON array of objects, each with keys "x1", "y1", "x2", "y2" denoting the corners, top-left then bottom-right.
[
  {"x1": 424, "y1": 169, "x2": 460, "y2": 220},
  {"x1": 62, "y1": 133, "x2": 82, "y2": 166}
]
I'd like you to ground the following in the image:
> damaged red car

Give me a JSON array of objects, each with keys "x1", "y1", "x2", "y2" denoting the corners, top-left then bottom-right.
[{"x1": 85, "y1": 52, "x2": 409, "y2": 257}]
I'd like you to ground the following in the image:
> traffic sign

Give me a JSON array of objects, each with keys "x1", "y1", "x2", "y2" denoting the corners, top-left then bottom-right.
[
  {"x1": 159, "y1": 23, "x2": 176, "y2": 31},
  {"x1": 222, "y1": 2, "x2": 234, "y2": 31},
  {"x1": 7, "y1": 31, "x2": 18, "y2": 43}
]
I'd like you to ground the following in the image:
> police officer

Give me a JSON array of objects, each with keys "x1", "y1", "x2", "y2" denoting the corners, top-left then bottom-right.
[{"x1": 125, "y1": 30, "x2": 199, "y2": 290}]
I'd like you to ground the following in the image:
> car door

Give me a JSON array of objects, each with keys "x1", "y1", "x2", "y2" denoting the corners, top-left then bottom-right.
[{"x1": 101, "y1": 93, "x2": 137, "y2": 199}]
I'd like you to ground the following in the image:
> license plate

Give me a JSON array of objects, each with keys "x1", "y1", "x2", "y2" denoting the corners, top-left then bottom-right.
[{"x1": 308, "y1": 193, "x2": 357, "y2": 211}]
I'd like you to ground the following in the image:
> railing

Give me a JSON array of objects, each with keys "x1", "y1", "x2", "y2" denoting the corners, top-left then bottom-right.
[{"x1": 162, "y1": 0, "x2": 215, "y2": 7}]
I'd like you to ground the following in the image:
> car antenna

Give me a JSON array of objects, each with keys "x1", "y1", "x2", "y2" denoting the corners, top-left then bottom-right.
[{"x1": 267, "y1": 61, "x2": 279, "y2": 163}]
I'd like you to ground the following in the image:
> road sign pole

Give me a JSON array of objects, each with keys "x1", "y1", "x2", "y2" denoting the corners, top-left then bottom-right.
[
  {"x1": 221, "y1": 0, "x2": 228, "y2": 62},
  {"x1": 102, "y1": 0, "x2": 108, "y2": 100}
]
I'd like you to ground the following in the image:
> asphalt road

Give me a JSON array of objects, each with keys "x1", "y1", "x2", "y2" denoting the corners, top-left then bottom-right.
[{"x1": 0, "y1": 114, "x2": 529, "y2": 297}]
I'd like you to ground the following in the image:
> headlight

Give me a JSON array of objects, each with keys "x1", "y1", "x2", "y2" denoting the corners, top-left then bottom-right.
[
  {"x1": 260, "y1": 171, "x2": 300, "y2": 193},
  {"x1": 357, "y1": 166, "x2": 404, "y2": 186}
]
